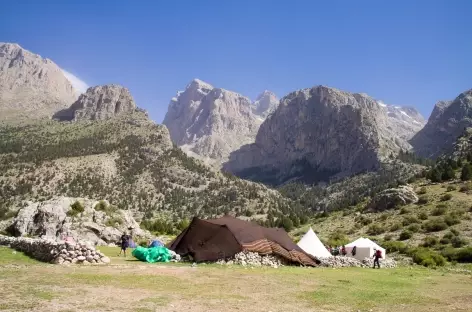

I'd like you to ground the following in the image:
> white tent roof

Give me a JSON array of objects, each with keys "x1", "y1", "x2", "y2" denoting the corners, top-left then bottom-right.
[
  {"x1": 297, "y1": 227, "x2": 332, "y2": 258},
  {"x1": 346, "y1": 237, "x2": 384, "y2": 250}
]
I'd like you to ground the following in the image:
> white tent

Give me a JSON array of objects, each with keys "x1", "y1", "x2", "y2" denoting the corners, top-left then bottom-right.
[
  {"x1": 345, "y1": 237, "x2": 386, "y2": 260},
  {"x1": 297, "y1": 227, "x2": 332, "y2": 258}
]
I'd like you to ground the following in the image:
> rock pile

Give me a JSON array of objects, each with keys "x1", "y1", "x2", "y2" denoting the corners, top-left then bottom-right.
[
  {"x1": 0, "y1": 235, "x2": 110, "y2": 265},
  {"x1": 362, "y1": 257, "x2": 397, "y2": 268},
  {"x1": 317, "y1": 256, "x2": 397, "y2": 268},
  {"x1": 216, "y1": 251, "x2": 283, "y2": 268},
  {"x1": 317, "y1": 256, "x2": 367, "y2": 268}
]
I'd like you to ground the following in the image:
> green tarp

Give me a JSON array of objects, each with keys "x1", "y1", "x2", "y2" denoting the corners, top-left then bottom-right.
[{"x1": 132, "y1": 246, "x2": 172, "y2": 263}]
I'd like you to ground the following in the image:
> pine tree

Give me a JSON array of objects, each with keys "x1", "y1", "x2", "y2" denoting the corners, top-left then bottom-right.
[{"x1": 461, "y1": 164, "x2": 472, "y2": 181}]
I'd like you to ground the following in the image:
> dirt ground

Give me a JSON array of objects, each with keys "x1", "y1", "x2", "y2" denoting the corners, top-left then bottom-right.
[{"x1": 1, "y1": 247, "x2": 472, "y2": 312}]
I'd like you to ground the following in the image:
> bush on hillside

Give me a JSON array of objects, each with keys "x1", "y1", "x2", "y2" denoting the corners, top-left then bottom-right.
[
  {"x1": 422, "y1": 219, "x2": 448, "y2": 232},
  {"x1": 399, "y1": 230, "x2": 413, "y2": 241},
  {"x1": 431, "y1": 205, "x2": 447, "y2": 216},
  {"x1": 440, "y1": 193, "x2": 453, "y2": 201},
  {"x1": 327, "y1": 232, "x2": 349, "y2": 247},
  {"x1": 389, "y1": 223, "x2": 401, "y2": 232},
  {"x1": 451, "y1": 236, "x2": 468, "y2": 248},
  {"x1": 67, "y1": 200, "x2": 85, "y2": 217},
  {"x1": 441, "y1": 247, "x2": 472, "y2": 263},
  {"x1": 379, "y1": 214, "x2": 389, "y2": 221},
  {"x1": 418, "y1": 212, "x2": 429, "y2": 220},
  {"x1": 400, "y1": 207, "x2": 411, "y2": 215},
  {"x1": 421, "y1": 236, "x2": 439, "y2": 247},
  {"x1": 461, "y1": 164, "x2": 472, "y2": 181},
  {"x1": 383, "y1": 241, "x2": 408, "y2": 253},
  {"x1": 459, "y1": 183, "x2": 472, "y2": 192},
  {"x1": 446, "y1": 185, "x2": 456, "y2": 192},
  {"x1": 417, "y1": 187, "x2": 427, "y2": 195},
  {"x1": 94, "y1": 200, "x2": 108, "y2": 211},
  {"x1": 367, "y1": 224, "x2": 385, "y2": 235},
  {"x1": 383, "y1": 234, "x2": 393, "y2": 241},
  {"x1": 417, "y1": 195, "x2": 429, "y2": 205},
  {"x1": 407, "y1": 224, "x2": 420, "y2": 233},
  {"x1": 450, "y1": 228, "x2": 460, "y2": 236},
  {"x1": 411, "y1": 248, "x2": 446, "y2": 267},
  {"x1": 444, "y1": 214, "x2": 461, "y2": 226},
  {"x1": 402, "y1": 216, "x2": 419, "y2": 226}
]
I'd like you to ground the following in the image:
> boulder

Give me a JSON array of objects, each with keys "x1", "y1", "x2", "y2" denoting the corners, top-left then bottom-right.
[
  {"x1": 8, "y1": 196, "x2": 150, "y2": 246},
  {"x1": 367, "y1": 185, "x2": 418, "y2": 211}
]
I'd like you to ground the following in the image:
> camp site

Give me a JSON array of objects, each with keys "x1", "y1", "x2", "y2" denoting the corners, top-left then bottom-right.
[
  {"x1": 2, "y1": 1, "x2": 472, "y2": 311},
  {"x1": 1, "y1": 214, "x2": 472, "y2": 312}
]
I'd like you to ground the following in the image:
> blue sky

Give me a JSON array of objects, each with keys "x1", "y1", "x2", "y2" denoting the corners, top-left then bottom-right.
[{"x1": 1, "y1": 0, "x2": 471, "y2": 122}]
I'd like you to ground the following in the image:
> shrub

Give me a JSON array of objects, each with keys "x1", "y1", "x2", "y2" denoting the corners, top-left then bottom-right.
[
  {"x1": 450, "y1": 228, "x2": 460, "y2": 236},
  {"x1": 446, "y1": 185, "x2": 456, "y2": 192},
  {"x1": 367, "y1": 224, "x2": 385, "y2": 235},
  {"x1": 327, "y1": 232, "x2": 349, "y2": 247},
  {"x1": 459, "y1": 183, "x2": 472, "y2": 192},
  {"x1": 67, "y1": 201, "x2": 84, "y2": 217},
  {"x1": 399, "y1": 230, "x2": 413, "y2": 241},
  {"x1": 379, "y1": 214, "x2": 389, "y2": 221},
  {"x1": 94, "y1": 200, "x2": 108, "y2": 211},
  {"x1": 105, "y1": 216, "x2": 123, "y2": 227},
  {"x1": 407, "y1": 224, "x2": 420, "y2": 233},
  {"x1": 411, "y1": 248, "x2": 446, "y2": 267},
  {"x1": 389, "y1": 223, "x2": 401, "y2": 232},
  {"x1": 440, "y1": 193, "x2": 453, "y2": 201},
  {"x1": 383, "y1": 241, "x2": 408, "y2": 253},
  {"x1": 400, "y1": 207, "x2": 411, "y2": 215},
  {"x1": 431, "y1": 205, "x2": 447, "y2": 216},
  {"x1": 402, "y1": 216, "x2": 419, "y2": 226},
  {"x1": 440, "y1": 237, "x2": 451, "y2": 245},
  {"x1": 451, "y1": 236, "x2": 468, "y2": 248},
  {"x1": 418, "y1": 212, "x2": 429, "y2": 220},
  {"x1": 444, "y1": 214, "x2": 460, "y2": 226},
  {"x1": 422, "y1": 219, "x2": 448, "y2": 232},
  {"x1": 461, "y1": 164, "x2": 472, "y2": 181},
  {"x1": 422, "y1": 236, "x2": 439, "y2": 247},
  {"x1": 441, "y1": 247, "x2": 472, "y2": 263},
  {"x1": 384, "y1": 234, "x2": 393, "y2": 241},
  {"x1": 417, "y1": 195, "x2": 429, "y2": 205},
  {"x1": 417, "y1": 187, "x2": 427, "y2": 195}
]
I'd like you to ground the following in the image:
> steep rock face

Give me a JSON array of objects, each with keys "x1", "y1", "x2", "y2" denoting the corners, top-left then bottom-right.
[
  {"x1": 410, "y1": 89, "x2": 472, "y2": 158},
  {"x1": 56, "y1": 84, "x2": 137, "y2": 121},
  {"x1": 224, "y1": 85, "x2": 412, "y2": 185},
  {"x1": 163, "y1": 79, "x2": 276, "y2": 165},
  {"x1": 252, "y1": 90, "x2": 279, "y2": 118},
  {"x1": 0, "y1": 43, "x2": 78, "y2": 118}
]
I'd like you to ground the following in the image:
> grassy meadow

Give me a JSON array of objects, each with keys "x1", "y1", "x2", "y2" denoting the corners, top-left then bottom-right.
[{"x1": 1, "y1": 246, "x2": 471, "y2": 312}]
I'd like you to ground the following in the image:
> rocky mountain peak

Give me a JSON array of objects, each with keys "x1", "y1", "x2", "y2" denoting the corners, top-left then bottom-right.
[
  {"x1": 375, "y1": 101, "x2": 426, "y2": 141},
  {"x1": 411, "y1": 89, "x2": 472, "y2": 158},
  {"x1": 252, "y1": 90, "x2": 279, "y2": 118},
  {"x1": 55, "y1": 84, "x2": 137, "y2": 121},
  {"x1": 224, "y1": 85, "x2": 416, "y2": 185},
  {"x1": 163, "y1": 79, "x2": 265, "y2": 166},
  {"x1": 0, "y1": 42, "x2": 78, "y2": 119}
]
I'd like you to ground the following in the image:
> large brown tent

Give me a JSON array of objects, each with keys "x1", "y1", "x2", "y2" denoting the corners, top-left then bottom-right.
[{"x1": 169, "y1": 216, "x2": 318, "y2": 266}]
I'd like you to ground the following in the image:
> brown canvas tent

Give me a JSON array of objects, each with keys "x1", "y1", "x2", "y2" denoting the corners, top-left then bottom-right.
[{"x1": 169, "y1": 216, "x2": 318, "y2": 266}]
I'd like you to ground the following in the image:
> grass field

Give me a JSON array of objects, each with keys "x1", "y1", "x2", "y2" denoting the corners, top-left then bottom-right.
[{"x1": 1, "y1": 246, "x2": 472, "y2": 312}]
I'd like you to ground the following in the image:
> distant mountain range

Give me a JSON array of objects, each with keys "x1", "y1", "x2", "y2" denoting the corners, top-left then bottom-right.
[{"x1": 1, "y1": 41, "x2": 471, "y2": 192}]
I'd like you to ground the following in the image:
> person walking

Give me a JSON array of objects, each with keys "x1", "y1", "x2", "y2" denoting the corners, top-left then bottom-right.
[
  {"x1": 118, "y1": 232, "x2": 130, "y2": 257},
  {"x1": 373, "y1": 248, "x2": 382, "y2": 269}
]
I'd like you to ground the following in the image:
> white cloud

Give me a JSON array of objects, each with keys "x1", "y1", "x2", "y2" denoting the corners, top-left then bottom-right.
[{"x1": 61, "y1": 69, "x2": 89, "y2": 94}]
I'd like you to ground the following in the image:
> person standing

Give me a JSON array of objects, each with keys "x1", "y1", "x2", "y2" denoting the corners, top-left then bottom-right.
[
  {"x1": 373, "y1": 248, "x2": 382, "y2": 269},
  {"x1": 118, "y1": 232, "x2": 130, "y2": 257}
]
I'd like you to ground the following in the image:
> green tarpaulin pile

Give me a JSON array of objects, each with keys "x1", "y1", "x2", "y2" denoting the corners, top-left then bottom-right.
[{"x1": 132, "y1": 246, "x2": 172, "y2": 263}]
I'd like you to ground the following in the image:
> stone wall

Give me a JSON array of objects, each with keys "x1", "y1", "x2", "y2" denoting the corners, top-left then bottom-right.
[{"x1": 0, "y1": 235, "x2": 110, "y2": 265}]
